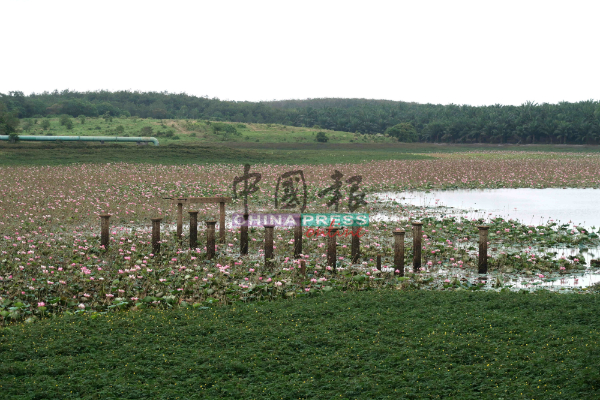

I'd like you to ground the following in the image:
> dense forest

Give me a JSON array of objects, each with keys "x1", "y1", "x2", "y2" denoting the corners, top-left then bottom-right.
[{"x1": 2, "y1": 90, "x2": 600, "y2": 144}]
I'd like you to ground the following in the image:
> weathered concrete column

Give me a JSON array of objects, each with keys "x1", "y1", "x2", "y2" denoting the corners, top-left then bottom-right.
[
  {"x1": 176, "y1": 202, "x2": 183, "y2": 242},
  {"x1": 206, "y1": 221, "x2": 216, "y2": 260},
  {"x1": 151, "y1": 217, "x2": 162, "y2": 254},
  {"x1": 376, "y1": 254, "x2": 382, "y2": 271},
  {"x1": 393, "y1": 229, "x2": 405, "y2": 276},
  {"x1": 264, "y1": 225, "x2": 274, "y2": 269},
  {"x1": 412, "y1": 221, "x2": 423, "y2": 272},
  {"x1": 351, "y1": 226, "x2": 360, "y2": 263},
  {"x1": 240, "y1": 213, "x2": 249, "y2": 255},
  {"x1": 219, "y1": 201, "x2": 226, "y2": 244},
  {"x1": 188, "y1": 211, "x2": 198, "y2": 249},
  {"x1": 100, "y1": 214, "x2": 111, "y2": 248},
  {"x1": 327, "y1": 228, "x2": 339, "y2": 271},
  {"x1": 478, "y1": 226, "x2": 490, "y2": 274},
  {"x1": 294, "y1": 223, "x2": 303, "y2": 258}
]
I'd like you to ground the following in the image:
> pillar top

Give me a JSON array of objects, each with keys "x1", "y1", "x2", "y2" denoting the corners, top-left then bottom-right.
[
  {"x1": 264, "y1": 224, "x2": 275, "y2": 228},
  {"x1": 151, "y1": 217, "x2": 163, "y2": 222},
  {"x1": 412, "y1": 221, "x2": 423, "y2": 226},
  {"x1": 206, "y1": 220, "x2": 217, "y2": 224},
  {"x1": 100, "y1": 214, "x2": 111, "y2": 218},
  {"x1": 393, "y1": 229, "x2": 405, "y2": 235},
  {"x1": 188, "y1": 210, "x2": 199, "y2": 214},
  {"x1": 477, "y1": 225, "x2": 490, "y2": 230}
]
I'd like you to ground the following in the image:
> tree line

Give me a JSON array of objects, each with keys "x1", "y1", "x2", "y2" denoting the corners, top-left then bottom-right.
[{"x1": 2, "y1": 90, "x2": 600, "y2": 144}]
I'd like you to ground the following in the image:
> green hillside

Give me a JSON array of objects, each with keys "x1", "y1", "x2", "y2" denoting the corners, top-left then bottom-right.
[{"x1": 2, "y1": 91, "x2": 600, "y2": 144}]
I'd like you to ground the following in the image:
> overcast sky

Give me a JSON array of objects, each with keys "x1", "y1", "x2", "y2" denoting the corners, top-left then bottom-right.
[{"x1": 2, "y1": 0, "x2": 598, "y2": 106}]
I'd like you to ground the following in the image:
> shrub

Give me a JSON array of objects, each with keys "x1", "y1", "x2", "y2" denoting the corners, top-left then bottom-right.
[
  {"x1": 385, "y1": 123, "x2": 418, "y2": 142},
  {"x1": 59, "y1": 114, "x2": 71, "y2": 126},
  {"x1": 211, "y1": 122, "x2": 239, "y2": 136},
  {"x1": 316, "y1": 132, "x2": 329, "y2": 142},
  {"x1": 139, "y1": 126, "x2": 153, "y2": 136},
  {"x1": 155, "y1": 129, "x2": 174, "y2": 138}
]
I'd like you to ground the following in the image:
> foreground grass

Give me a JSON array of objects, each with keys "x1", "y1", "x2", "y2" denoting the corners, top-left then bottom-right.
[{"x1": 1, "y1": 291, "x2": 598, "y2": 399}]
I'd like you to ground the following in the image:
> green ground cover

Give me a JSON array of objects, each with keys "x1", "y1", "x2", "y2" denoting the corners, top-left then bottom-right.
[
  {"x1": 1, "y1": 291, "x2": 598, "y2": 399},
  {"x1": 5, "y1": 117, "x2": 600, "y2": 167},
  {"x1": 3, "y1": 140, "x2": 600, "y2": 167},
  {"x1": 3, "y1": 126, "x2": 600, "y2": 399},
  {"x1": 0, "y1": 141, "x2": 433, "y2": 166},
  {"x1": 14, "y1": 117, "x2": 393, "y2": 145}
]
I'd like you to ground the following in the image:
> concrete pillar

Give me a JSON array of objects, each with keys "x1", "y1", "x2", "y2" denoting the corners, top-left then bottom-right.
[
  {"x1": 206, "y1": 221, "x2": 216, "y2": 259},
  {"x1": 351, "y1": 226, "x2": 360, "y2": 263},
  {"x1": 176, "y1": 202, "x2": 183, "y2": 242},
  {"x1": 188, "y1": 211, "x2": 198, "y2": 249},
  {"x1": 294, "y1": 224, "x2": 303, "y2": 258},
  {"x1": 151, "y1": 217, "x2": 162, "y2": 254},
  {"x1": 100, "y1": 214, "x2": 111, "y2": 248},
  {"x1": 412, "y1": 221, "x2": 423, "y2": 272},
  {"x1": 219, "y1": 201, "x2": 226, "y2": 244},
  {"x1": 393, "y1": 229, "x2": 405, "y2": 276},
  {"x1": 327, "y1": 228, "x2": 339, "y2": 271},
  {"x1": 264, "y1": 225, "x2": 274, "y2": 269},
  {"x1": 240, "y1": 213, "x2": 249, "y2": 255},
  {"x1": 478, "y1": 226, "x2": 490, "y2": 274}
]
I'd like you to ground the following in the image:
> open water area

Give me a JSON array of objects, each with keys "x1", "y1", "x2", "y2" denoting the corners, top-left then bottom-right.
[{"x1": 371, "y1": 188, "x2": 600, "y2": 291}]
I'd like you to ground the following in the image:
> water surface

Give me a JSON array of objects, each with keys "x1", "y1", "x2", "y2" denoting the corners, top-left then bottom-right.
[{"x1": 374, "y1": 188, "x2": 600, "y2": 228}]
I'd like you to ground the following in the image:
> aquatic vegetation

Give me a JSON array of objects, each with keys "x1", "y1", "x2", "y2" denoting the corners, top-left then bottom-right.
[{"x1": 2, "y1": 152, "x2": 600, "y2": 324}]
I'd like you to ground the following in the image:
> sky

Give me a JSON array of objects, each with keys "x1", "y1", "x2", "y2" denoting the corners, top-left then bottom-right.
[{"x1": 1, "y1": 0, "x2": 599, "y2": 106}]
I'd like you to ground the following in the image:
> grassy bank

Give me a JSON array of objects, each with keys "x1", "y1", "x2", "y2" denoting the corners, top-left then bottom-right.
[
  {"x1": 13, "y1": 117, "x2": 394, "y2": 145},
  {"x1": 4, "y1": 140, "x2": 600, "y2": 167},
  {"x1": 0, "y1": 141, "x2": 435, "y2": 166},
  {"x1": 4, "y1": 117, "x2": 600, "y2": 167},
  {"x1": 1, "y1": 291, "x2": 598, "y2": 399}
]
